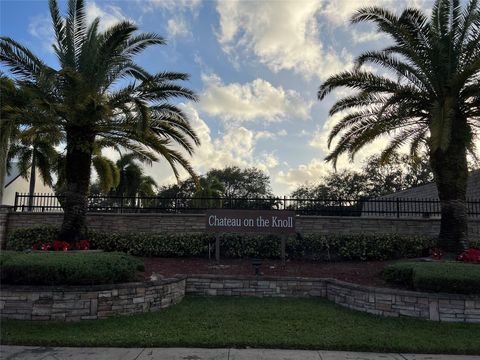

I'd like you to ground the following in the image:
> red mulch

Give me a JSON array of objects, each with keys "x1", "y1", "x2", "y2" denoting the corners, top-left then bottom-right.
[{"x1": 143, "y1": 257, "x2": 393, "y2": 287}]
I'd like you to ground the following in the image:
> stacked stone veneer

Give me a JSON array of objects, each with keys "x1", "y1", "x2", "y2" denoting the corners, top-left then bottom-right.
[
  {"x1": 185, "y1": 275, "x2": 480, "y2": 323},
  {"x1": 3, "y1": 212, "x2": 480, "y2": 243},
  {"x1": 0, "y1": 278, "x2": 185, "y2": 321}
]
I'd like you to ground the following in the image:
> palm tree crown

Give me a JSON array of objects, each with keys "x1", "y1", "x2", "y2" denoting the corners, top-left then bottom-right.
[
  {"x1": 318, "y1": 0, "x2": 479, "y2": 252},
  {"x1": 0, "y1": 0, "x2": 200, "y2": 242}
]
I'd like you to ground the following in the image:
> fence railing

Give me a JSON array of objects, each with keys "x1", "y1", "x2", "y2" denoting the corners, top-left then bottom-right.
[{"x1": 13, "y1": 192, "x2": 480, "y2": 217}]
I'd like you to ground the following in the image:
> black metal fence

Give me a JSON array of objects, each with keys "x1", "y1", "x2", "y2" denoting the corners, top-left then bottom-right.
[{"x1": 13, "y1": 192, "x2": 480, "y2": 217}]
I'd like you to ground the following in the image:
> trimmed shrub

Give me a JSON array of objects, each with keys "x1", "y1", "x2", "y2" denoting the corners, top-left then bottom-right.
[
  {"x1": 6, "y1": 226, "x2": 59, "y2": 251},
  {"x1": 6, "y1": 226, "x2": 434, "y2": 261},
  {"x1": 0, "y1": 251, "x2": 142, "y2": 286},
  {"x1": 383, "y1": 261, "x2": 480, "y2": 294}
]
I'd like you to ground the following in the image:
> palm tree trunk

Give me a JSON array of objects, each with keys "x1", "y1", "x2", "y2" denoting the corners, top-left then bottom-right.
[
  {"x1": 58, "y1": 128, "x2": 95, "y2": 244},
  {"x1": 0, "y1": 126, "x2": 11, "y2": 204},
  {"x1": 27, "y1": 148, "x2": 36, "y2": 211},
  {"x1": 430, "y1": 118, "x2": 470, "y2": 253}
]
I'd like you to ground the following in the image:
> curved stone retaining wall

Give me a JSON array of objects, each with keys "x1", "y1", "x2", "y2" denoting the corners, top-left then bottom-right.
[
  {"x1": 185, "y1": 275, "x2": 480, "y2": 323},
  {"x1": 2, "y1": 275, "x2": 479, "y2": 322},
  {"x1": 0, "y1": 278, "x2": 185, "y2": 321}
]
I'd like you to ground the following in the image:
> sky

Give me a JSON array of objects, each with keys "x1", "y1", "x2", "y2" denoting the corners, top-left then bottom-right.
[{"x1": 1, "y1": 0, "x2": 440, "y2": 195}]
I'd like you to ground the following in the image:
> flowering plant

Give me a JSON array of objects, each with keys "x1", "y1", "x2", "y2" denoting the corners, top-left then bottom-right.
[
  {"x1": 456, "y1": 248, "x2": 480, "y2": 263},
  {"x1": 52, "y1": 240, "x2": 71, "y2": 251},
  {"x1": 32, "y1": 240, "x2": 90, "y2": 251},
  {"x1": 75, "y1": 240, "x2": 90, "y2": 250},
  {"x1": 430, "y1": 247, "x2": 443, "y2": 260}
]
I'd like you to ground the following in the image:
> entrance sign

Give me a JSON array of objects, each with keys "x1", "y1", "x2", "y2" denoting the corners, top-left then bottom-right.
[
  {"x1": 205, "y1": 209, "x2": 296, "y2": 264},
  {"x1": 206, "y1": 209, "x2": 296, "y2": 234}
]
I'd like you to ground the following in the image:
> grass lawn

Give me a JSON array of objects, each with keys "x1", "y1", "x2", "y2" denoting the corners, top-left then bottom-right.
[{"x1": 1, "y1": 296, "x2": 480, "y2": 354}]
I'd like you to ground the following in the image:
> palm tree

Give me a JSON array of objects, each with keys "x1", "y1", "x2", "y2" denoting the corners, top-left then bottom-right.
[
  {"x1": 318, "y1": 0, "x2": 480, "y2": 252},
  {"x1": 113, "y1": 153, "x2": 158, "y2": 201},
  {"x1": 7, "y1": 129, "x2": 60, "y2": 209},
  {"x1": 193, "y1": 175, "x2": 224, "y2": 208},
  {"x1": 1, "y1": 0, "x2": 199, "y2": 243}
]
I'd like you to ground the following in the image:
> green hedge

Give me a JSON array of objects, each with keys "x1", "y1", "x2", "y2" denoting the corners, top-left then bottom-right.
[
  {"x1": 6, "y1": 226, "x2": 434, "y2": 261},
  {"x1": 0, "y1": 251, "x2": 143, "y2": 286},
  {"x1": 383, "y1": 261, "x2": 480, "y2": 294}
]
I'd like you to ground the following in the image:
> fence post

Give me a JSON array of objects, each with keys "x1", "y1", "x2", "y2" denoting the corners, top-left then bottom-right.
[
  {"x1": 13, "y1": 192, "x2": 18, "y2": 212},
  {"x1": 396, "y1": 198, "x2": 400, "y2": 218},
  {"x1": 283, "y1": 196, "x2": 286, "y2": 210}
]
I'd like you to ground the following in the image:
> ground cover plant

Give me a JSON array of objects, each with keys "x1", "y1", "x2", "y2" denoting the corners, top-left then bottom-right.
[
  {"x1": 6, "y1": 225, "x2": 435, "y2": 261},
  {"x1": 0, "y1": 251, "x2": 143, "y2": 285},
  {"x1": 383, "y1": 261, "x2": 480, "y2": 294},
  {"x1": 1, "y1": 296, "x2": 480, "y2": 354}
]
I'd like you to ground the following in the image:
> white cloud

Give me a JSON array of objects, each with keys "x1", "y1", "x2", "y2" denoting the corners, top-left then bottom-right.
[
  {"x1": 139, "y1": 0, "x2": 201, "y2": 39},
  {"x1": 28, "y1": 14, "x2": 54, "y2": 52},
  {"x1": 216, "y1": 0, "x2": 352, "y2": 81},
  {"x1": 140, "y1": 0, "x2": 202, "y2": 14},
  {"x1": 167, "y1": 18, "x2": 191, "y2": 38},
  {"x1": 86, "y1": 2, "x2": 132, "y2": 32},
  {"x1": 143, "y1": 103, "x2": 281, "y2": 185},
  {"x1": 200, "y1": 74, "x2": 313, "y2": 122},
  {"x1": 276, "y1": 158, "x2": 331, "y2": 191},
  {"x1": 351, "y1": 30, "x2": 386, "y2": 43}
]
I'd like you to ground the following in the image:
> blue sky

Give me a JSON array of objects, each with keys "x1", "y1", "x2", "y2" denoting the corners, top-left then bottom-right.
[{"x1": 1, "y1": 0, "x2": 438, "y2": 195}]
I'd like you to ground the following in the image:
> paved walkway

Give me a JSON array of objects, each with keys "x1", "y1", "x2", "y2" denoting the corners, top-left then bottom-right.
[{"x1": 1, "y1": 346, "x2": 479, "y2": 360}]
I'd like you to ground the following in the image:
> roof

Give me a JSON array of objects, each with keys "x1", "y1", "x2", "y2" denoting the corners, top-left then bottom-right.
[
  {"x1": 376, "y1": 169, "x2": 480, "y2": 200},
  {"x1": 4, "y1": 162, "x2": 22, "y2": 188}
]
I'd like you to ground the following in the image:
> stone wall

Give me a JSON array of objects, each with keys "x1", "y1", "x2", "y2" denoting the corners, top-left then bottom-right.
[
  {"x1": 186, "y1": 275, "x2": 327, "y2": 298},
  {"x1": 185, "y1": 275, "x2": 480, "y2": 323},
  {"x1": 4, "y1": 211, "x2": 480, "y2": 243},
  {"x1": 0, "y1": 278, "x2": 185, "y2": 321},
  {"x1": 2, "y1": 275, "x2": 479, "y2": 323}
]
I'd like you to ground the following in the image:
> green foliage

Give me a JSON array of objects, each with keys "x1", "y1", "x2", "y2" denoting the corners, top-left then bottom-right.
[
  {"x1": 7, "y1": 226, "x2": 434, "y2": 261},
  {"x1": 6, "y1": 226, "x2": 59, "y2": 251},
  {"x1": 383, "y1": 262, "x2": 480, "y2": 294},
  {"x1": 470, "y1": 241, "x2": 480, "y2": 249},
  {"x1": 0, "y1": 251, "x2": 142, "y2": 285}
]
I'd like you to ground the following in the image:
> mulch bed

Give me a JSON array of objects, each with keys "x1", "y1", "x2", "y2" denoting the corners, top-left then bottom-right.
[{"x1": 143, "y1": 257, "x2": 394, "y2": 287}]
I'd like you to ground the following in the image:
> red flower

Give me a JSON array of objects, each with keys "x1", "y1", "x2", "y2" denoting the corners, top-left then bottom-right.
[
  {"x1": 40, "y1": 243, "x2": 51, "y2": 251},
  {"x1": 52, "y1": 240, "x2": 71, "y2": 251},
  {"x1": 430, "y1": 247, "x2": 443, "y2": 260},
  {"x1": 75, "y1": 240, "x2": 90, "y2": 251},
  {"x1": 457, "y1": 248, "x2": 480, "y2": 263}
]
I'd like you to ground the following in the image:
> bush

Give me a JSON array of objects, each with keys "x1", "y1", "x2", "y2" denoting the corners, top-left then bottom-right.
[
  {"x1": 6, "y1": 226, "x2": 59, "y2": 251},
  {"x1": 0, "y1": 251, "x2": 142, "y2": 286},
  {"x1": 383, "y1": 261, "x2": 480, "y2": 294},
  {"x1": 6, "y1": 226, "x2": 434, "y2": 261}
]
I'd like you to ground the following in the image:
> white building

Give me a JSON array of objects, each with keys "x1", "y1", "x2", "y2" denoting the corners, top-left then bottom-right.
[{"x1": 2, "y1": 164, "x2": 53, "y2": 206}]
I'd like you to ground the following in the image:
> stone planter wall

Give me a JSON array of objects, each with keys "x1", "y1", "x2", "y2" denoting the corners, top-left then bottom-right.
[
  {"x1": 0, "y1": 278, "x2": 185, "y2": 321},
  {"x1": 2, "y1": 274, "x2": 479, "y2": 323},
  {"x1": 185, "y1": 275, "x2": 480, "y2": 323}
]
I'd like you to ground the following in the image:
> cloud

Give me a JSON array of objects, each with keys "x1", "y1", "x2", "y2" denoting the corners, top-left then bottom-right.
[
  {"x1": 28, "y1": 14, "x2": 55, "y2": 52},
  {"x1": 276, "y1": 158, "x2": 331, "y2": 191},
  {"x1": 139, "y1": 102, "x2": 281, "y2": 186},
  {"x1": 86, "y1": 2, "x2": 132, "y2": 32},
  {"x1": 216, "y1": 0, "x2": 352, "y2": 81},
  {"x1": 200, "y1": 74, "x2": 313, "y2": 122},
  {"x1": 139, "y1": 0, "x2": 201, "y2": 39},
  {"x1": 140, "y1": 0, "x2": 202, "y2": 13},
  {"x1": 167, "y1": 18, "x2": 192, "y2": 38}
]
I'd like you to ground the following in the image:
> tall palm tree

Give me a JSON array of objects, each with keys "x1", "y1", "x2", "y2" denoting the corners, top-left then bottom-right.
[
  {"x1": 1, "y1": 0, "x2": 199, "y2": 243},
  {"x1": 318, "y1": 0, "x2": 480, "y2": 252}
]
